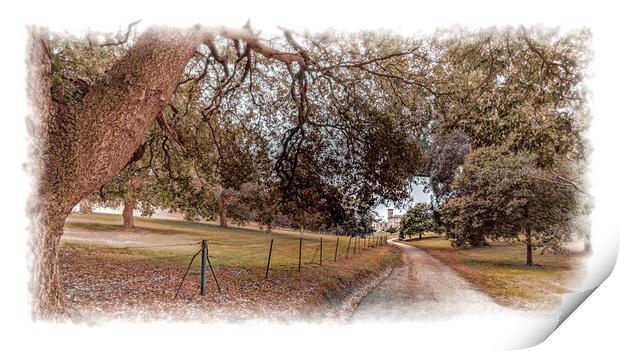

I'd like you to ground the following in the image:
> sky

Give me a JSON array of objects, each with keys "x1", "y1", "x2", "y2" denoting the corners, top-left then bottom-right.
[{"x1": 373, "y1": 182, "x2": 432, "y2": 220}]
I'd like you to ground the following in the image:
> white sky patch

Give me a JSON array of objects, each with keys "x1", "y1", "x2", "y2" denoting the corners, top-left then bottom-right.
[{"x1": 374, "y1": 182, "x2": 432, "y2": 219}]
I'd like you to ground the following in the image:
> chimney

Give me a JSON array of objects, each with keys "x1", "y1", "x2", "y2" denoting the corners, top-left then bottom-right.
[{"x1": 387, "y1": 208, "x2": 394, "y2": 219}]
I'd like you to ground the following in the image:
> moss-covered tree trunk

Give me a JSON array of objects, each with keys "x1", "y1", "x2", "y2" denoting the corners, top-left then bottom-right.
[{"x1": 28, "y1": 26, "x2": 204, "y2": 319}]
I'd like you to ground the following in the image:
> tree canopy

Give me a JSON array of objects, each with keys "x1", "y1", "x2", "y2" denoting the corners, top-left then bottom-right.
[
  {"x1": 400, "y1": 203, "x2": 435, "y2": 240},
  {"x1": 442, "y1": 146, "x2": 581, "y2": 264}
]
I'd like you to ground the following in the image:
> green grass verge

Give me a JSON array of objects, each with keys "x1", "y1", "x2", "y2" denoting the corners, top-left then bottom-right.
[
  {"x1": 63, "y1": 213, "x2": 388, "y2": 272},
  {"x1": 399, "y1": 233, "x2": 586, "y2": 310}
]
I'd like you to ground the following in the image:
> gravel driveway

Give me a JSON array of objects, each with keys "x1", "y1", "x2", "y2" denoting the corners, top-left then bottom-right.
[{"x1": 351, "y1": 239, "x2": 509, "y2": 321}]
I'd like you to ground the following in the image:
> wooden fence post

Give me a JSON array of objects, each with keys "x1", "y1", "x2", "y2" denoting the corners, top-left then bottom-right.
[
  {"x1": 346, "y1": 236, "x2": 352, "y2": 259},
  {"x1": 265, "y1": 238, "x2": 273, "y2": 279},
  {"x1": 298, "y1": 237, "x2": 302, "y2": 271},
  {"x1": 334, "y1": 237, "x2": 339, "y2": 262},
  {"x1": 200, "y1": 240, "x2": 207, "y2": 296},
  {"x1": 320, "y1": 237, "x2": 323, "y2": 265}
]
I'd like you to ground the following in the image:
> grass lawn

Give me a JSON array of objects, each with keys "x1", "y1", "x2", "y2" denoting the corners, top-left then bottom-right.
[
  {"x1": 60, "y1": 212, "x2": 399, "y2": 319},
  {"x1": 63, "y1": 213, "x2": 386, "y2": 271},
  {"x1": 399, "y1": 233, "x2": 587, "y2": 310}
]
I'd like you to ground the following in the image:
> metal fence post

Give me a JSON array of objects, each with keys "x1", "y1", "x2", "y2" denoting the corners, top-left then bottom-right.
[
  {"x1": 266, "y1": 238, "x2": 274, "y2": 279},
  {"x1": 200, "y1": 240, "x2": 207, "y2": 296}
]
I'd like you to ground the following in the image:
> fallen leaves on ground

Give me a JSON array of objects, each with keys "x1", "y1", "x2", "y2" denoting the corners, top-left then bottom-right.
[{"x1": 59, "y1": 245, "x2": 401, "y2": 322}]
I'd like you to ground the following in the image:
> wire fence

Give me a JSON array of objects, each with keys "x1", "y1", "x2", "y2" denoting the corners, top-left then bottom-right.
[{"x1": 97, "y1": 234, "x2": 393, "y2": 299}]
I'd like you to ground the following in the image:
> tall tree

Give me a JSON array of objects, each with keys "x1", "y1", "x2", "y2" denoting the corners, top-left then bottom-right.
[
  {"x1": 400, "y1": 203, "x2": 435, "y2": 240},
  {"x1": 442, "y1": 147, "x2": 580, "y2": 265},
  {"x1": 29, "y1": 27, "x2": 206, "y2": 317}
]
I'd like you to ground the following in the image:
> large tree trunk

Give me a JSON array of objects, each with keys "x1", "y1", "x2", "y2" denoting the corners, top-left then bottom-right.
[
  {"x1": 526, "y1": 227, "x2": 534, "y2": 266},
  {"x1": 218, "y1": 190, "x2": 228, "y2": 227},
  {"x1": 219, "y1": 208, "x2": 228, "y2": 227},
  {"x1": 30, "y1": 205, "x2": 73, "y2": 319},
  {"x1": 122, "y1": 200, "x2": 135, "y2": 229},
  {"x1": 122, "y1": 177, "x2": 144, "y2": 229},
  {"x1": 28, "y1": 26, "x2": 205, "y2": 319}
]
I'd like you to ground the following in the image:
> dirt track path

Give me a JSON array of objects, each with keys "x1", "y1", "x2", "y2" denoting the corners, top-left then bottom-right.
[{"x1": 351, "y1": 239, "x2": 509, "y2": 321}]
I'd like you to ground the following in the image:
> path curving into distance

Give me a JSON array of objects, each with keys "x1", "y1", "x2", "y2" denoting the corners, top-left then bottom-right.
[{"x1": 350, "y1": 238, "x2": 509, "y2": 322}]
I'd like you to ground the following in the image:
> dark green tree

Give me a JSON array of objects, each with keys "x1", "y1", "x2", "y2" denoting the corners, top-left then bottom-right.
[
  {"x1": 442, "y1": 147, "x2": 579, "y2": 265},
  {"x1": 400, "y1": 203, "x2": 435, "y2": 240}
]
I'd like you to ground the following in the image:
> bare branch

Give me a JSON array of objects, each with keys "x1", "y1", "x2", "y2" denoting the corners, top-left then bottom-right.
[
  {"x1": 101, "y1": 20, "x2": 141, "y2": 47},
  {"x1": 545, "y1": 166, "x2": 588, "y2": 195}
]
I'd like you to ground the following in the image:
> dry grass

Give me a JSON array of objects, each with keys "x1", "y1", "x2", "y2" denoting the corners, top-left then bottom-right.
[
  {"x1": 399, "y1": 233, "x2": 587, "y2": 310},
  {"x1": 60, "y1": 213, "x2": 399, "y2": 319}
]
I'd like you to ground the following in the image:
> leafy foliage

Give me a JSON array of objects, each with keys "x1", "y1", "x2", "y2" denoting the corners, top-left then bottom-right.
[
  {"x1": 442, "y1": 147, "x2": 580, "y2": 262},
  {"x1": 426, "y1": 130, "x2": 471, "y2": 204},
  {"x1": 400, "y1": 203, "x2": 435, "y2": 240},
  {"x1": 49, "y1": 26, "x2": 590, "y2": 239}
]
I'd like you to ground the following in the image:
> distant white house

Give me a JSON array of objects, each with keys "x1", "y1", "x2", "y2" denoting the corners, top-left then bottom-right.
[
  {"x1": 386, "y1": 208, "x2": 402, "y2": 229},
  {"x1": 373, "y1": 208, "x2": 402, "y2": 231}
]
